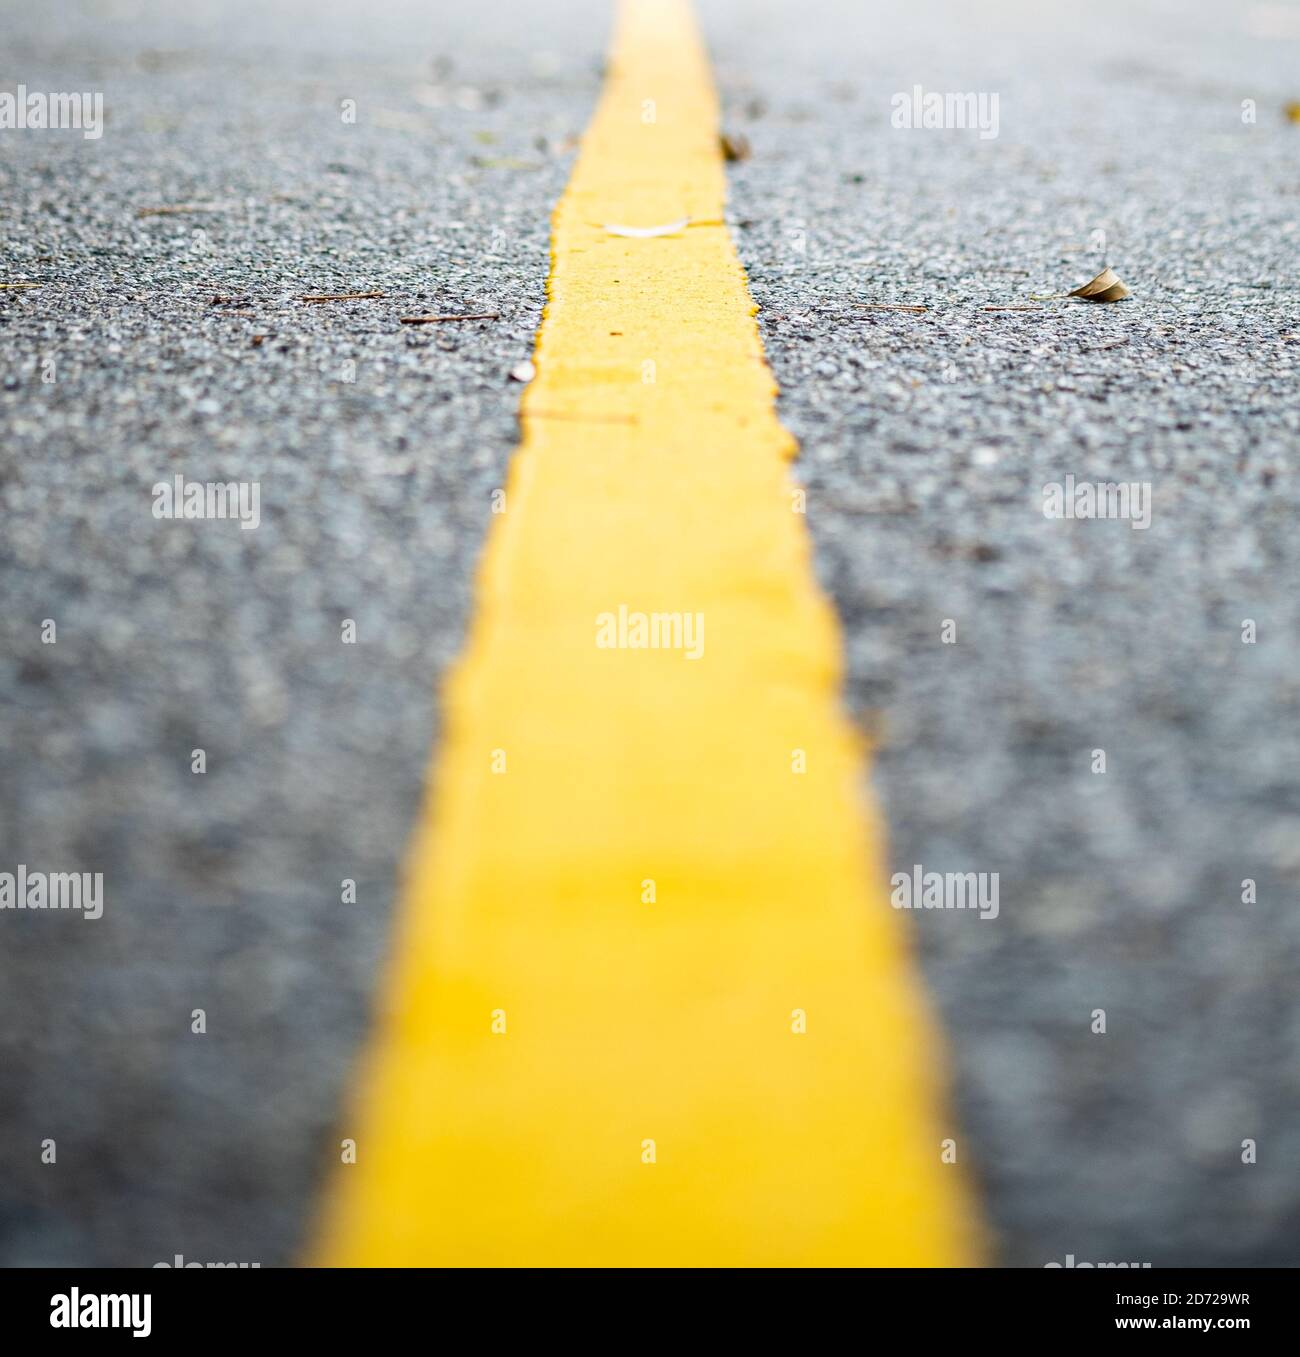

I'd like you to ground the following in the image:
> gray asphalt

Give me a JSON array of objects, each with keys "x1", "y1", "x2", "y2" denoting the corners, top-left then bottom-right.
[
  {"x1": 708, "y1": 0, "x2": 1300, "y2": 1266},
  {"x1": 1, "y1": 0, "x2": 605, "y2": 1267},
  {"x1": 1, "y1": 0, "x2": 1297, "y2": 1267}
]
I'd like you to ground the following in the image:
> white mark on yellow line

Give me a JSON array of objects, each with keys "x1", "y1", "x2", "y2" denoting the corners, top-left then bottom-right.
[{"x1": 313, "y1": 0, "x2": 981, "y2": 1266}]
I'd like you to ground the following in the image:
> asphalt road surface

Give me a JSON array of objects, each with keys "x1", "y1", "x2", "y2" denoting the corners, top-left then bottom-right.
[{"x1": 1, "y1": 0, "x2": 1297, "y2": 1266}]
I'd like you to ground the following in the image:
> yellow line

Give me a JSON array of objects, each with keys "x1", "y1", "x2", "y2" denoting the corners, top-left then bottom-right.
[{"x1": 313, "y1": 0, "x2": 980, "y2": 1266}]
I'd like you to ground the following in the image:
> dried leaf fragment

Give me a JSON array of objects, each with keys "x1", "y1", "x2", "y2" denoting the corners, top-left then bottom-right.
[
  {"x1": 720, "y1": 131, "x2": 751, "y2": 161},
  {"x1": 1069, "y1": 267, "x2": 1130, "y2": 303},
  {"x1": 136, "y1": 202, "x2": 230, "y2": 217},
  {"x1": 1285, "y1": 101, "x2": 1300, "y2": 123},
  {"x1": 602, "y1": 217, "x2": 689, "y2": 238}
]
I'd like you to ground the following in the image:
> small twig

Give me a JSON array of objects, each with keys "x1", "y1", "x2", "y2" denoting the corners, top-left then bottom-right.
[
  {"x1": 0, "y1": 282, "x2": 40, "y2": 290},
  {"x1": 137, "y1": 203, "x2": 230, "y2": 217},
  {"x1": 982, "y1": 305, "x2": 1041, "y2": 312},
  {"x1": 854, "y1": 303, "x2": 927, "y2": 313},
  {"x1": 399, "y1": 311, "x2": 500, "y2": 325},
  {"x1": 300, "y1": 291, "x2": 385, "y2": 303}
]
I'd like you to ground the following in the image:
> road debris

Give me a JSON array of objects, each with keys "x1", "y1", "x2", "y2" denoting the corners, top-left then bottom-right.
[
  {"x1": 603, "y1": 217, "x2": 689, "y2": 238},
  {"x1": 300, "y1": 292, "x2": 385, "y2": 304},
  {"x1": 472, "y1": 155, "x2": 544, "y2": 171},
  {"x1": 1069, "y1": 267, "x2": 1130, "y2": 302},
  {"x1": 720, "y1": 131, "x2": 751, "y2": 161}
]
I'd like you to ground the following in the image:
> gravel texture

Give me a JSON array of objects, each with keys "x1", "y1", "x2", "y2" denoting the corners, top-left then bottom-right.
[{"x1": 704, "y1": 0, "x2": 1300, "y2": 1266}]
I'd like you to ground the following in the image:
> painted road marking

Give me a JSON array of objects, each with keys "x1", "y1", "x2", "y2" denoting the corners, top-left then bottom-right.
[{"x1": 314, "y1": 0, "x2": 980, "y2": 1265}]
